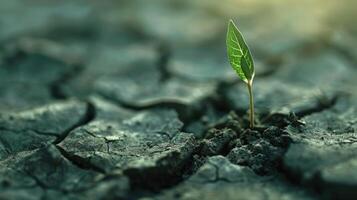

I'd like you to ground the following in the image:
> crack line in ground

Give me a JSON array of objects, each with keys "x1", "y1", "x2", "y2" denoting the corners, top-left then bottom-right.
[
  {"x1": 23, "y1": 167, "x2": 105, "y2": 195},
  {"x1": 97, "y1": 92, "x2": 203, "y2": 125},
  {"x1": 296, "y1": 94, "x2": 339, "y2": 118},
  {"x1": 49, "y1": 64, "x2": 84, "y2": 100},
  {"x1": 53, "y1": 101, "x2": 96, "y2": 145},
  {"x1": 55, "y1": 145, "x2": 105, "y2": 174},
  {"x1": 157, "y1": 42, "x2": 172, "y2": 83}
]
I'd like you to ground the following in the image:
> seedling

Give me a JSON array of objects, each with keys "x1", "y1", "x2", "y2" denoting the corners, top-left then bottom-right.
[{"x1": 226, "y1": 19, "x2": 255, "y2": 128}]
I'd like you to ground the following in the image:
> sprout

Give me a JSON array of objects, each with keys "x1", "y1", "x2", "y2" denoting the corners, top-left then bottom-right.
[{"x1": 226, "y1": 19, "x2": 255, "y2": 128}]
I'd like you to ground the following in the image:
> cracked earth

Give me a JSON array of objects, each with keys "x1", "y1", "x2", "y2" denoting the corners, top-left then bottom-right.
[{"x1": 0, "y1": 0, "x2": 356, "y2": 200}]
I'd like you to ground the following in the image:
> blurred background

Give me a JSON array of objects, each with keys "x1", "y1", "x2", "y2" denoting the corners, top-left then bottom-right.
[{"x1": 0, "y1": 0, "x2": 356, "y2": 114}]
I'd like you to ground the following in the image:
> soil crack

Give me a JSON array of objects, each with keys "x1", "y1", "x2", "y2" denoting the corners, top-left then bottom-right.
[
  {"x1": 53, "y1": 101, "x2": 96, "y2": 144},
  {"x1": 295, "y1": 94, "x2": 339, "y2": 118},
  {"x1": 49, "y1": 64, "x2": 84, "y2": 100},
  {"x1": 55, "y1": 145, "x2": 105, "y2": 173}
]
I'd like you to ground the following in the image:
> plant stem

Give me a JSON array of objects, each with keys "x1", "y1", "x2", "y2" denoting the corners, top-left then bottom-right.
[{"x1": 247, "y1": 80, "x2": 254, "y2": 129}]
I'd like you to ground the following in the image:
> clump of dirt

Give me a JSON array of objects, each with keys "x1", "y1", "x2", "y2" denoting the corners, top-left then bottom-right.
[
  {"x1": 227, "y1": 127, "x2": 291, "y2": 175},
  {"x1": 199, "y1": 128, "x2": 236, "y2": 156},
  {"x1": 193, "y1": 111, "x2": 295, "y2": 176}
]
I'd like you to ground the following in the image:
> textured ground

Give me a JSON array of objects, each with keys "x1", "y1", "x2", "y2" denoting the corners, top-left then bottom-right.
[{"x1": 0, "y1": 0, "x2": 356, "y2": 200}]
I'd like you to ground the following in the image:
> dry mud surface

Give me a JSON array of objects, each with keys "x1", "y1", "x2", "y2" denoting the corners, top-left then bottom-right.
[{"x1": 0, "y1": 1, "x2": 356, "y2": 200}]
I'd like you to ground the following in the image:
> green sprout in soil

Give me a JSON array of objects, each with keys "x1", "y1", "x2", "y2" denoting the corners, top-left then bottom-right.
[{"x1": 226, "y1": 19, "x2": 255, "y2": 129}]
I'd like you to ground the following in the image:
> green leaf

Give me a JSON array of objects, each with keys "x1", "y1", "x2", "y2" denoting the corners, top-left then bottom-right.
[{"x1": 226, "y1": 19, "x2": 255, "y2": 83}]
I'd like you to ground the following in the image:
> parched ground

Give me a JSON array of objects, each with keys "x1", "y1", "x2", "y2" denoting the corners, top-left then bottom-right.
[{"x1": 0, "y1": 0, "x2": 356, "y2": 200}]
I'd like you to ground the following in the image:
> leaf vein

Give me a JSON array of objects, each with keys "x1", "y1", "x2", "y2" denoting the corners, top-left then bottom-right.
[{"x1": 232, "y1": 32, "x2": 243, "y2": 54}]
